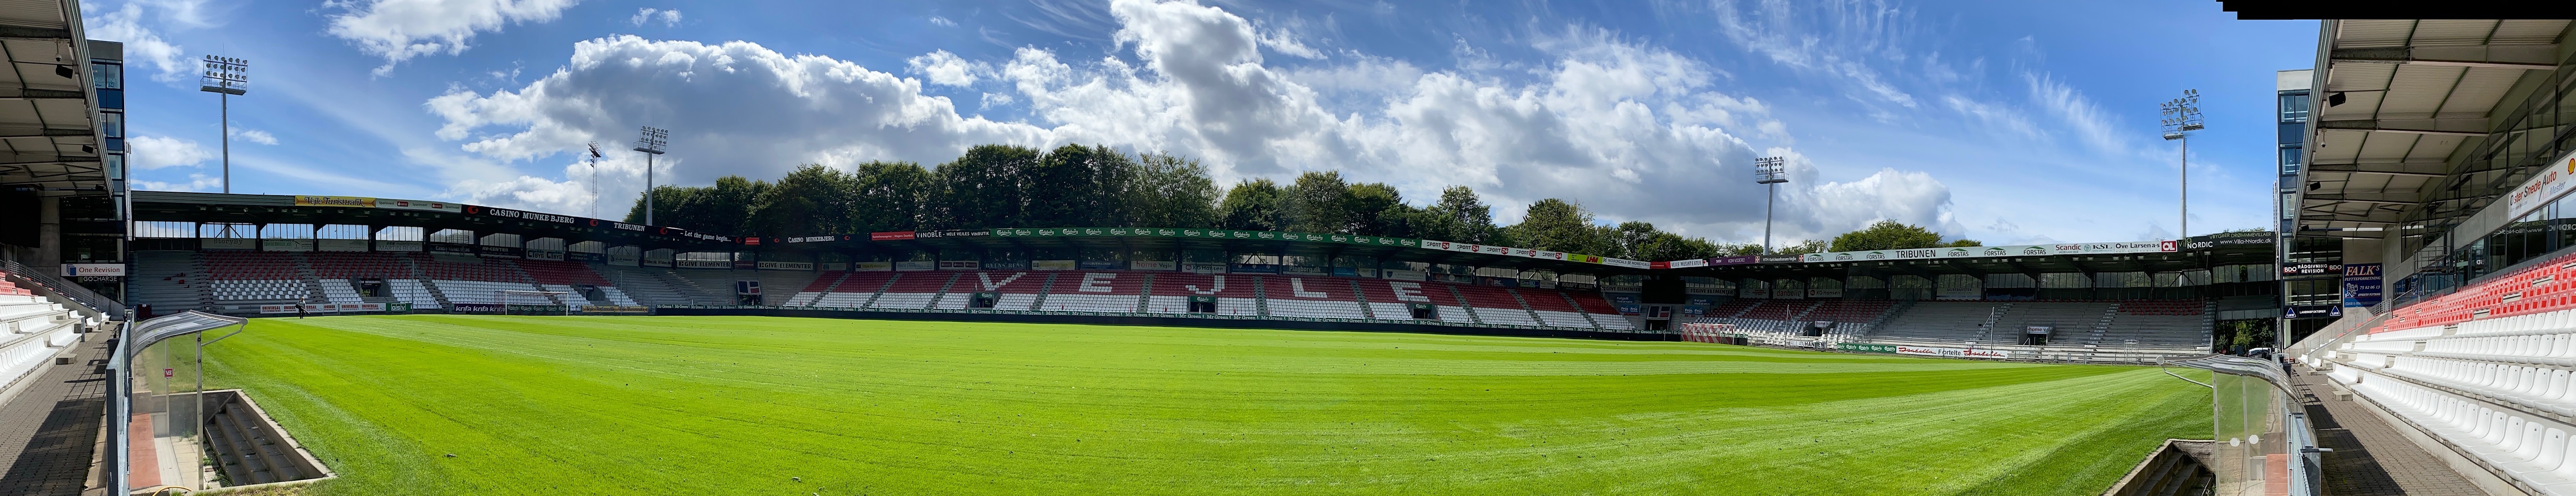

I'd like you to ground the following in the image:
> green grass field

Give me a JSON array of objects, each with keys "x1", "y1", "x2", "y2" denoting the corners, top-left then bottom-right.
[{"x1": 204, "y1": 315, "x2": 2211, "y2": 495}]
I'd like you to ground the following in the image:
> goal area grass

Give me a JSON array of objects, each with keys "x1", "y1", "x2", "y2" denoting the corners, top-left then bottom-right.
[{"x1": 205, "y1": 315, "x2": 2211, "y2": 495}]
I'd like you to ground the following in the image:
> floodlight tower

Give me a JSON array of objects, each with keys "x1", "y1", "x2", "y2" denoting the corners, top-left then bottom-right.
[
  {"x1": 1754, "y1": 157, "x2": 1788, "y2": 254},
  {"x1": 586, "y1": 142, "x2": 603, "y2": 218},
  {"x1": 198, "y1": 56, "x2": 247, "y2": 194},
  {"x1": 633, "y1": 127, "x2": 669, "y2": 225},
  {"x1": 2161, "y1": 90, "x2": 2205, "y2": 240}
]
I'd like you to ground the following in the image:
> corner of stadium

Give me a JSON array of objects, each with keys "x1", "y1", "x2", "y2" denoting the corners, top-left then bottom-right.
[{"x1": 0, "y1": 2, "x2": 2567, "y2": 495}]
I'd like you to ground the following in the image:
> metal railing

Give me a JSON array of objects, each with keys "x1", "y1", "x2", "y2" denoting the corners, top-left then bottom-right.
[{"x1": 0, "y1": 259, "x2": 125, "y2": 319}]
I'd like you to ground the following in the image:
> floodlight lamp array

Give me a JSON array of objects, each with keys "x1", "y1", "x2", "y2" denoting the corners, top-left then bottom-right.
[
  {"x1": 2159, "y1": 89, "x2": 2204, "y2": 139},
  {"x1": 633, "y1": 126, "x2": 670, "y2": 154},
  {"x1": 199, "y1": 55, "x2": 247, "y2": 95},
  {"x1": 1752, "y1": 156, "x2": 1788, "y2": 184}
]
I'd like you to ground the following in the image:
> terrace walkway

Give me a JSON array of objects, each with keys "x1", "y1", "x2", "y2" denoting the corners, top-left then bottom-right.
[
  {"x1": 2287, "y1": 362, "x2": 2487, "y2": 495},
  {"x1": 0, "y1": 335, "x2": 109, "y2": 496}
]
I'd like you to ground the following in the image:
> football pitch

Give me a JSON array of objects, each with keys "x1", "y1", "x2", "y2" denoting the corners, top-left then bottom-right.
[{"x1": 204, "y1": 315, "x2": 2211, "y2": 495}]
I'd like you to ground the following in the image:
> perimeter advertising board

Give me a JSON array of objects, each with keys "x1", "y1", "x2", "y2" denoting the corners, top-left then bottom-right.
[
  {"x1": 2506, "y1": 152, "x2": 2576, "y2": 221},
  {"x1": 2344, "y1": 263, "x2": 2383, "y2": 308}
]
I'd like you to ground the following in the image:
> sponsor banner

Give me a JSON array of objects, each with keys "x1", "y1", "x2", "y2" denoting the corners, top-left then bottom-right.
[
  {"x1": 478, "y1": 245, "x2": 524, "y2": 258},
  {"x1": 2024, "y1": 325, "x2": 2054, "y2": 335},
  {"x1": 524, "y1": 249, "x2": 566, "y2": 261},
  {"x1": 1080, "y1": 260, "x2": 1123, "y2": 270},
  {"x1": 1032, "y1": 260, "x2": 1078, "y2": 271},
  {"x1": 1182, "y1": 262, "x2": 1228, "y2": 274},
  {"x1": 820, "y1": 262, "x2": 849, "y2": 271},
  {"x1": 1707, "y1": 255, "x2": 1760, "y2": 266},
  {"x1": 261, "y1": 239, "x2": 314, "y2": 252},
  {"x1": 895, "y1": 260, "x2": 938, "y2": 271},
  {"x1": 377, "y1": 199, "x2": 462, "y2": 213},
  {"x1": 484, "y1": 208, "x2": 576, "y2": 223},
  {"x1": 2508, "y1": 151, "x2": 2576, "y2": 221},
  {"x1": 1130, "y1": 260, "x2": 1177, "y2": 271},
  {"x1": 643, "y1": 255, "x2": 674, "y2": 268},
  {"x1": 742, "y1": 238, "x2": 762, "y2": 246},
  {"x1": 1743, "y1": 285, "x2": 1771, "y2": 299},
  {"x1": 1796, "y1": 241, "x2": 2175, "y2": 264},
  {"x1": 918, "y1": 230, "x2": 989, "y2": 238},
  {"x1": 577, "y1": 305, "x2": 651, "y2": 314},
  {"x1": 201, "y1": 238, "x2": 256, "y2": 250},
  {"x1": 937, "y1": 260, "x2": 981, "y2": 271},
  {"x1": 1667, "y1": 258, "x2": 1709, "y2": 268},
  {"x1": 1600, "y1": 257, "x2": 1652, "y2": 269},
  {"x1": 427, "y1": 242, "x2": 476, "y2": 255},
  {"x1": 375, "y1": 240, "x2": 424, "y2": 252},
  {"x1": 2345, "y1": 262, "x2": 2384, "y2": 308},
  {"x1": 2282, "y1": 262, "x2": 2340, "y2": 276},
  {"x1": 1836, "y1": 343, "x2": 1898, "y2": 353},
  {"x1": 1809, "y1": 287, "x2": 1843, "y2": 298},
  {"x1": 612, "y1": 222, "x2": 647, "y2": 232},
  {"x1": 293, "y1": 195, "x2": 375, "y2": 208},
  {"x1": 733, "y1": 259, "x2": 757, "y2": 270},
  {"x1": 1683, "y1": 283, "x2": 1726, "y2": 296},
  {"x1": 2284, "y1": 304, "x2": 2343, "y2": 319},
  {"x1": 258, "y1": 302, "x2": 393, "y2": 314},
  {"x1": 759, "y1": 261, "x2": 816, "y2": 271},
  {"x1": 1894, "y1": 345, "x2": 2016, "y2": 359},
  {"x1": 61, "y1": 263, "x2": 124, "y2": 277},
  {"x1": 785, "y1": 236, "x2": 838, "y2": 243},
  {"x1": 854, "y1": 261, "x2": 893, "y2": 271},
  {"x1": 675, "y1": 259, "x2": 731, "y2": 269},
  {"x1": 1758, "y1": 255, "x2": 1803, "y2": 264},
  {"x1": 316, "y1": 239, "x2": 369, "y2": 252},
  {"x1": 609, "y1": 251, "x2": 640, "y2": 266},
  {"x1": 452, "y1": 303, "x2": 506, "y2": 314}
]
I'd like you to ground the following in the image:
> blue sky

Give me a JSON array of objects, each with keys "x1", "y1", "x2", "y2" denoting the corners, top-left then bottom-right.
[{"x1": 93, "y1": 0, "x2": 2317, "y2": 246}]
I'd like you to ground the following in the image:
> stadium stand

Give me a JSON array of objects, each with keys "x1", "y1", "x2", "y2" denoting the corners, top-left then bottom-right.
[
  {"x1": 1447, "y1": 284, "x2": 1540, "y2": 326},
  {"x1": 870, "y1": 272, "x2": 954, "y2": 310},
  {"x1": 1145, "y1": 273, "x2": 1258, "y2": 315},
  {"x1": 814, "y1": 271, "x2": 893, "y2": 308},
  {"x1": 1261, "y1": 276, "x2": 1368, "y2": 319},
  {"x1": 1518, "y1": 287, "x2": 1597, "y2": 328},
  {"x1": 0, "y1": 269, "x2": 90, "y2": 393},
  {"x1": 1036, "y1": 272, "x2": 1143, "y2": 313},
  {"x1": 785, "y1": 271, "x2": 850, "y2": 307},
  {"x1": 596, "y1": 265, "x2": 721, "y2": 306},
  {"x1": 1349, "y1": 278, "x2": 1428, "y2": 321},
  {"x1": 1567, "y1": 292, "x2": 1630, "y2": 330}
]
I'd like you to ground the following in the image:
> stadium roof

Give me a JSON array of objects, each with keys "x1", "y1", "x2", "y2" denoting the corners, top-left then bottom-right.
[
  {"x1": 134, "y1": 191, "x2": 2270, "y2": 277},
  {"x1": 2299, "y1": 20, "x2": 2573, "y2": 235},
  {"x1": 131, "y1": 191, "x2": 739, "y2": 251},
  {"x1": 0, "y1": 0, "x2": 104, "y2": 196}
]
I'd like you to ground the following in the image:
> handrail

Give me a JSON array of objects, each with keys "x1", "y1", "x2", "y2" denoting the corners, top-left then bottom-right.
[{"x1": 0, "y1": 259, "x2": 127, "y2": 319}]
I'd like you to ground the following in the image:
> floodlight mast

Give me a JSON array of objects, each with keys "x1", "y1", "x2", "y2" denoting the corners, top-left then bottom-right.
[
  {"x1": 198, "y1": 56, "x2": 247, "y2": 194},
  {"x1": 1753, "y1": 157, "x2": 1788, "y2": 254},
  {"x1": 633, "y1": 127, "x2": 669, "y2": 225},
  {"x1": 2161, "y1": 89, "x2": 2204, "y2": 241},
  {"x1": 587, "y1": 142, "x2": 604, "y2": 218}
]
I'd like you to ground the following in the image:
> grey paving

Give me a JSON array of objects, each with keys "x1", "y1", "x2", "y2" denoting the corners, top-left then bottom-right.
[
  {"x1": 2289, "y1": 363, "x2": 2489, "y2": 496},
  {"x1": 0, "y1": 335, "x2": 110, "y2": 496}
]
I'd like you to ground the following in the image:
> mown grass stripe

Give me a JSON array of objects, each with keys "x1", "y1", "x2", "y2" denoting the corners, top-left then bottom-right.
[{"x1": 203, "y1": 315, "x2": 2207, "y2": 495}]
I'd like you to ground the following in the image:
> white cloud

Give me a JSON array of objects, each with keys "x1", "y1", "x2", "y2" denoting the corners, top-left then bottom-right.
[
  {"x1": 326, "y1": 0, "x2": 583, "y2": 75},
  {"x1": 1255, "y1": 23, "x2": 1324, "y2": 59},
  {"x1": 83, "y1": 3, "x2": 188, "y2": 82},
  {"x1": 1711, "y1": 0, "x2": 1920, "y2": 109},
  {"x1": 129, "y1": 135, "x2": 213, "y2": 170},
  {"x1": 231, "y1": 128, "x2": 278, "y2": 145},
  {"x1": 135, "y1": 173, "x2": 223, "y2": 192},
  {"x1": 906, "y1": 50, "x2": 984, "y2": 86},
  {"x1": 631, "y1": 7, "x2": 680, "y2": 27},
  {"x1": 429, "y1": 0, "x2": 1955, "y2": 243},
  {"x1": 930, "y1": 16, "x2": 956, "y2": 27},
  {"x1": 2023, "y1": 71, "x2": 2124, "y2": 155}
]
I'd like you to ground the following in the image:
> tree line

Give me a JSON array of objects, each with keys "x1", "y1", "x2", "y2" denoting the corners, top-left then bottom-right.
[{"x1": 625, "y1": 144, "x2": 1976, "y2": 261}]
